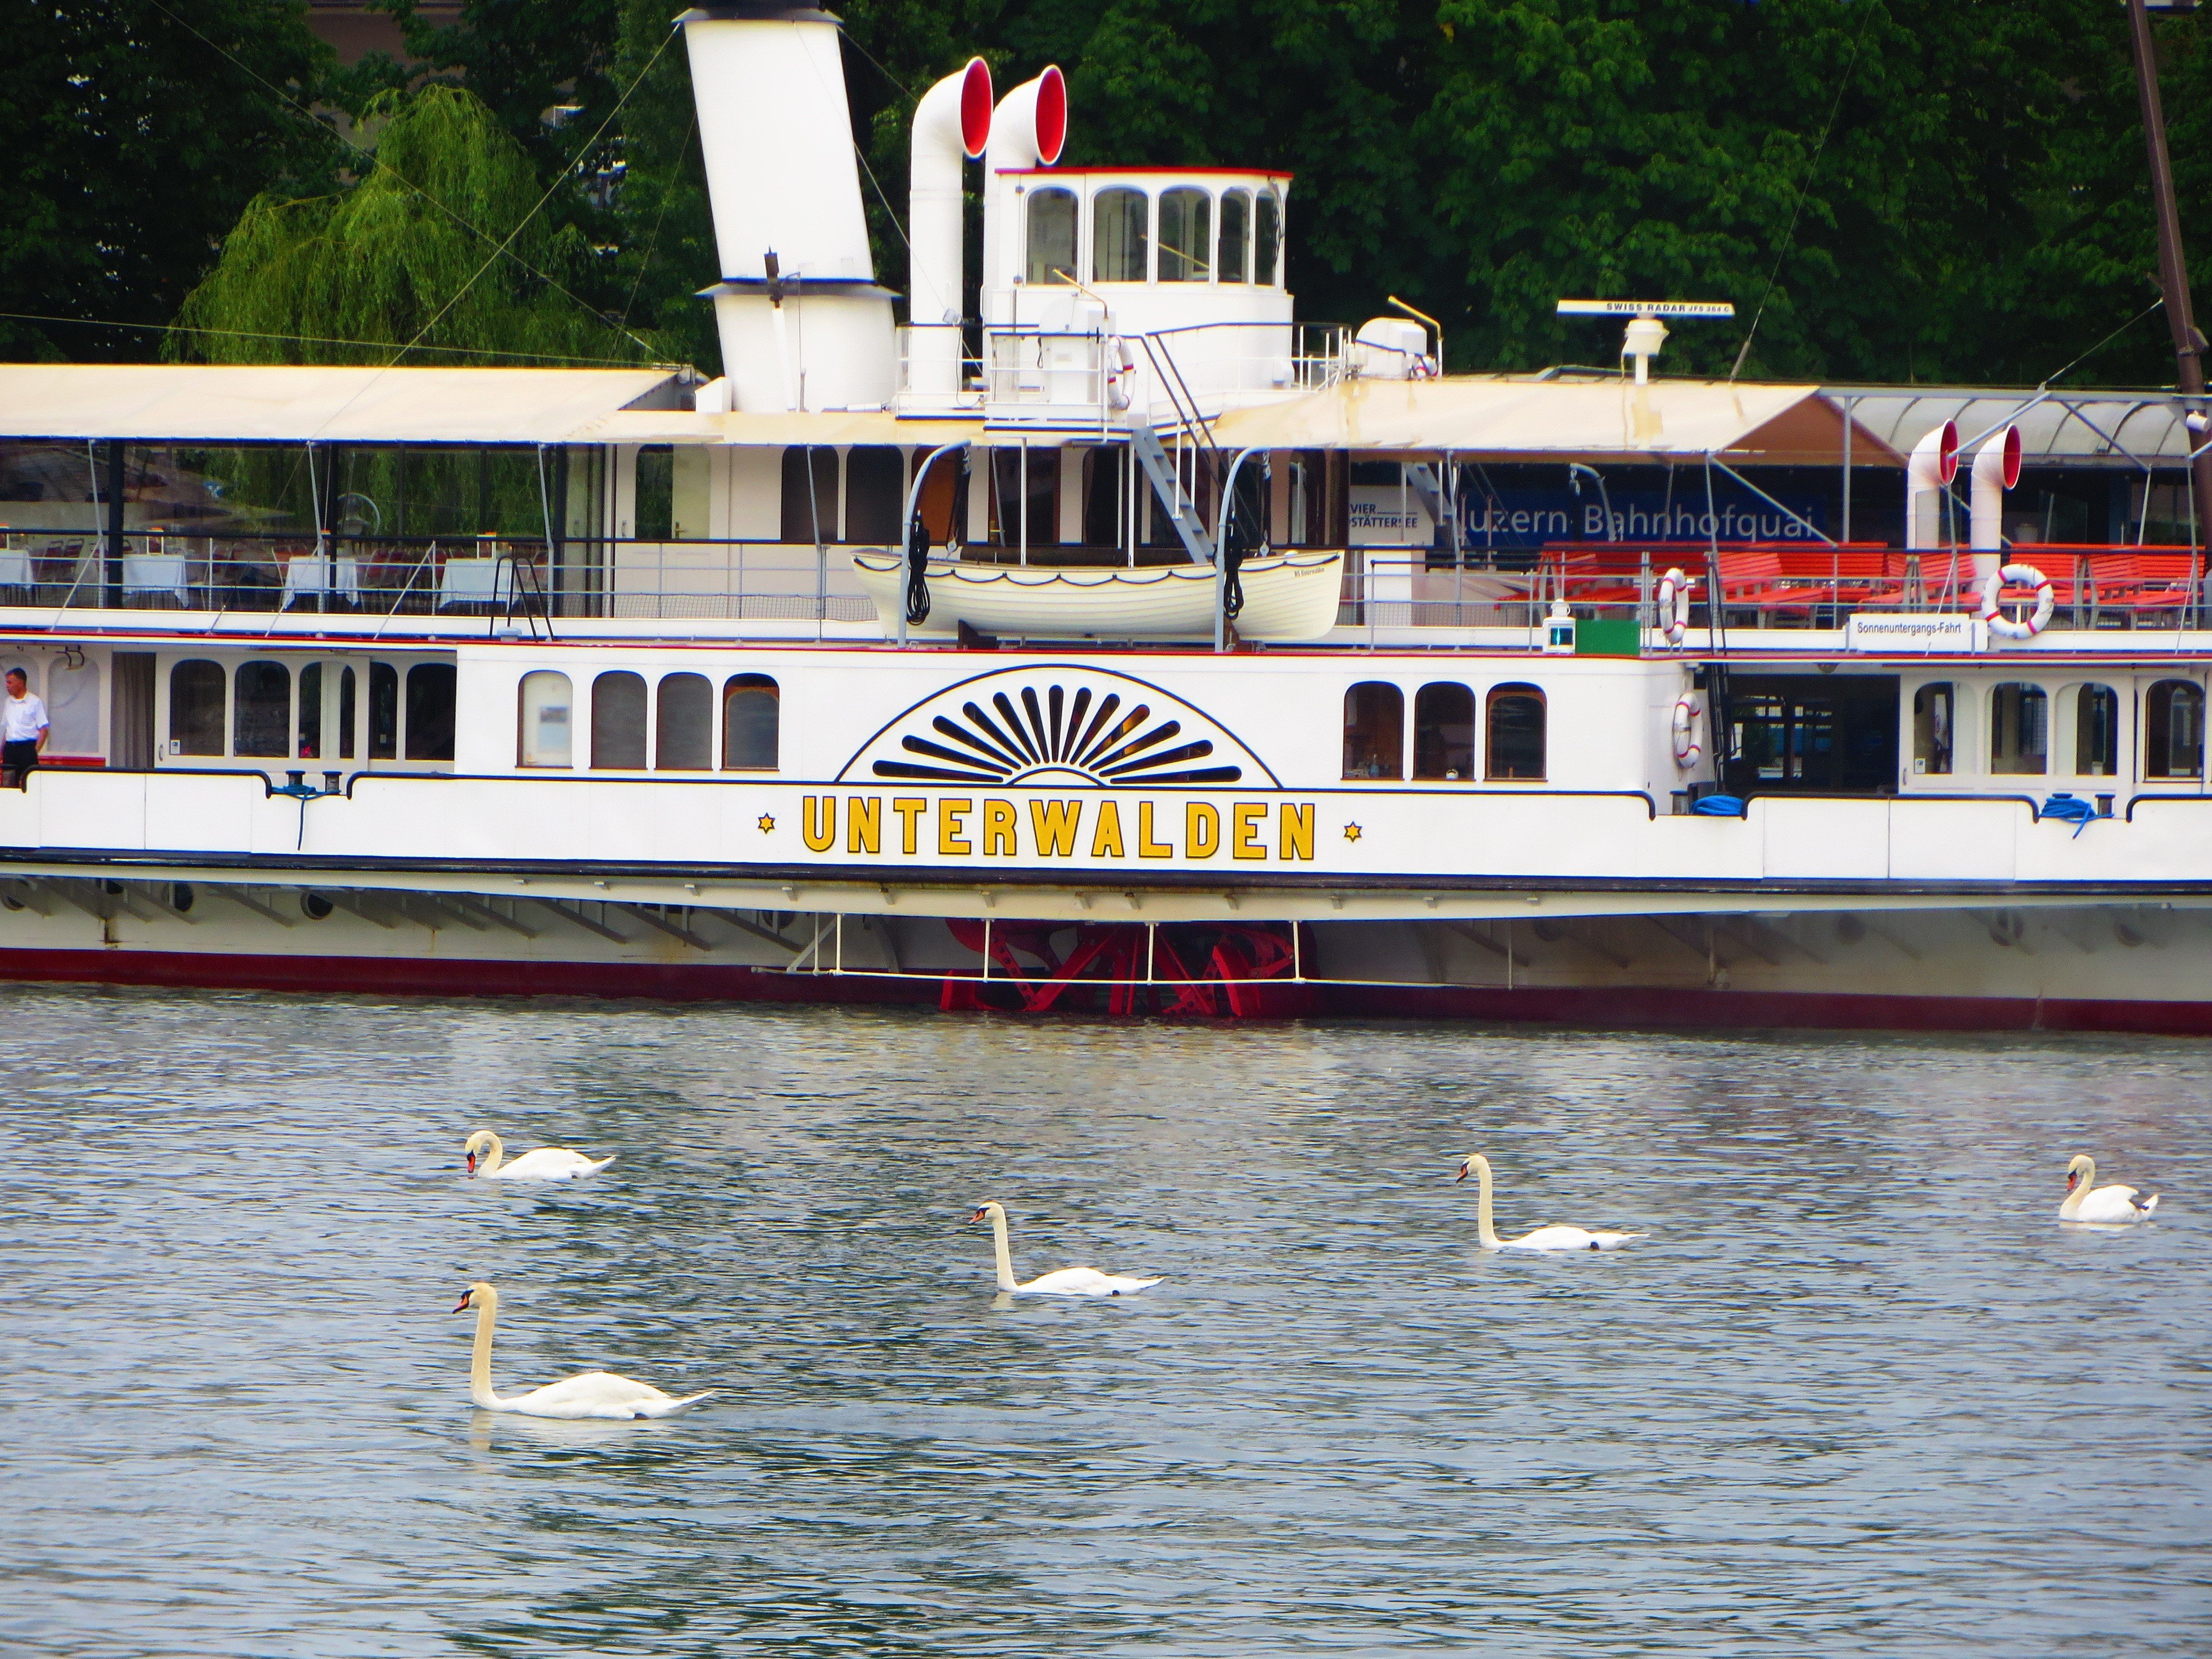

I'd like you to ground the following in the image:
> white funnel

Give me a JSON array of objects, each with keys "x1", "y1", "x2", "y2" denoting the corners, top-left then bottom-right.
[
  {"x1": 982, "y1": 67, "x2": 1067, "y2": 318},
  {"x1": 907, "y1": 58, "x2": 992, "y2": 399},
  {"x1": 1969, "y1": 425, "x2": 2022, "y2": 581},
  {"x1": 1906, "y1": 421, "x2": 1959, "y2": 552},
  {"x1": 681, "y1": 6, "x2": 893, "y2": 411}
]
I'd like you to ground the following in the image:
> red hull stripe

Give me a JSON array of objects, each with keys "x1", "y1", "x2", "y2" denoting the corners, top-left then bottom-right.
[{"x1": 0, "y1": 947, "x2": 2206, "y2": 1035}]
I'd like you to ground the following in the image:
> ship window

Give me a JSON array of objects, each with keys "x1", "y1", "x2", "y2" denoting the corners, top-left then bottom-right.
[
  {"x1": 2075, "y1": 684, "x2": 2119, "y2": 776},
  {"x1": 1342, "y1": 681, "x2": 1404, "y2": 780},
  {"x1": 47, "y1": 658, "x2": 99, "y2": 755},
  {"x1": 780, "y1": 446, "x2": 839, "y2": 545},
  {"x1": 1093, "y1": 188, "x2": 1148, "y2": 283},
  {"x1": 405, "y1": 663, "x2": 456, "y2": 761},
  {"x1": 2146, "y1": 679, "x2": 2203, "y2": 778},
  {"x1": 634, "y1": 444, "x2": 674, "y2": 540},
  {"x1": 1256, "y1": 190, "x2": 1281, "y2": 285},
  {"x1": 1218, "y1": 190, "x2": 1251, "y2": 284},
  {"x1": 844, "y1": 446, "x2": 906, "y2": 546},
  {"x1": 169, "y1": 659, "x2": 226, "y2": 757},
  {"x1": 233, "y1": 660, "x2": 291, "y2": 758},
  {"x1": 1026, "y1": 186, "x2": 1078, "y2": 285},
  {"x1": 1413, "y1": 682, "x2": 1474, "y2": 780},
  {"x1": 338, "y1": 665, "x2": 356, "y2": 761},
  {"x1": 299, "y1": 662, "x2": 324, "y2": 760},
  {"x1": 724, "y1": 674, "x2": 779, "y2": 770},
  {"x1": 1989, "y1": 683, "x2": 2048, "y2": 775},
  {"x1": 369, "y1": 661, "x2": 398, "y2": 760},
  {"x1": 1158, "y1": 187, "x2": 1212, "y2": 282},
  {"x1": 518, "y1": 670, "x2": 572, "y2": 768},
  {"x1": 990, "y1": 447, "x2": 1057, "y2": 547},
  {"x1": 591, "y1": 670, "x2": 648, "y2": 769},
  {"x1": 1486, "y1": 684, "x2": 1546, "y2": 780},
  {"x1": 656, "y1": 672, "x2": 713, "y2": 771},
  {"x1": 1912, "y1": 683, "x2": 1953, "y2": 776}
]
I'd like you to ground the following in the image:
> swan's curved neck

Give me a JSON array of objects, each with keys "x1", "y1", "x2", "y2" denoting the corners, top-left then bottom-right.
[
  {"x1": 477, "y1": 1134, "x2": 504, "y2": 1176},
  {"x1": 2064, "y1": 1156, "x2": 2096, "y2": 1217},
  {"x1": 1472, "y1": 1160, "x2": 1501, "y2": 1249},
  {"x1": 469, "y1": 1290, "x2": 503, "y2": 1408},
  {"x1": 989, "y1": 1211, "x2": 1016, "y2": 1292}
]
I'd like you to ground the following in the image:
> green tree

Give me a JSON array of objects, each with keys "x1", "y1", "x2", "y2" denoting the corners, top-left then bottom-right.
[
  {"x1": 173, "y1": 84, "x2": 640, "y2": 367},
  {"x1": 0, "y1": 0, "x2": 338, "y2": 360}
]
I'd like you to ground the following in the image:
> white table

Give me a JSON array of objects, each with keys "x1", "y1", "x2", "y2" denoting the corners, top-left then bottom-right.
[
  {"x1": 282, "y1": 552, "x2": 362, "y2": 607},
  {"x1": 438, "y1": 556, "x2": 518, "y2": 610},
  {"x1": 121, "y1": 552, "x2": 192, "y2": 606},
  {"x1": 0, "y1": 548, "x2": 33, "y2": 588}
]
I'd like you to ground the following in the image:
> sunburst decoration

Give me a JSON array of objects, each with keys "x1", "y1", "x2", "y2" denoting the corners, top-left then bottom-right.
[{"x1": 870, "y1": 684, "x2": 1244, "y2": 787}]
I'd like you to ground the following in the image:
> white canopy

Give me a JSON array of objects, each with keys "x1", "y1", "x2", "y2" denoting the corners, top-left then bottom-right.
[
  {"x1": 1209, "y1": 374, "x2": 1898, "y2": 466},
  {"x1": 1825, "y1": 386, "x2": 2198, "y2": 470},
  {"x1": 0, "y1": 364, "x2": 687, "y2": 444}
]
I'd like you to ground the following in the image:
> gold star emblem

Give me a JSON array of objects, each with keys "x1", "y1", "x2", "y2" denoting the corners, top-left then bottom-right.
[
  {"x1": 757, "y1": 814, "x2": 775, "y2": 833},
  {"x1": 1343, "y1": 822, "x2": 1363, "y2": 842}
]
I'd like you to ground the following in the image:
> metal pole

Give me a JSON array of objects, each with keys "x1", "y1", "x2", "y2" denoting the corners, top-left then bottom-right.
[
  {"x1": 103, "y1": 440, "x2": 125, "y2": 608},
  {"x1": 1841, "y1": 395, "x2": 1853, "y2": 544},
  {"x1": 2127, "y1": 0, "x2": 2212, "y2": 551}
]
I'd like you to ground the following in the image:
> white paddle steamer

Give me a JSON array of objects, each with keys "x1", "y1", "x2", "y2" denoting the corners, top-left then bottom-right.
[{"x1": 4, "y1": 2, "x2": 2212, "y2": 1032}]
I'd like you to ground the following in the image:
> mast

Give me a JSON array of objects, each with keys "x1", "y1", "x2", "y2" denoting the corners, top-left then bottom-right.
[{"x1": 2126, "y1": 0, "x2": 2212, "y2": 548}]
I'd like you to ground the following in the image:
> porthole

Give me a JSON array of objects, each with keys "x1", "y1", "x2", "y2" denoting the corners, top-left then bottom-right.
[
  {"x1": 301, "y1": 891, "x2": 334, "y2": 921},
  {"x1": 170, "y1": 883, "x2": 194, "y2": 914}
]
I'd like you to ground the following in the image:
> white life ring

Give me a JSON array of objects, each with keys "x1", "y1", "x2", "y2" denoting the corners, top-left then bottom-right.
[
  {"x1": 1656, "y1": 566, "x2": 1693, "y2": 645},
  {"x1": 1980, "y1": 561, "x2": 2054, "y2": 641},
  {"x1": 1105, "y1": 337, "x2": 1135, "y2": 411},
  {"x1": 1671, "y1": 692, "x2": 1703, "y2": 769}
]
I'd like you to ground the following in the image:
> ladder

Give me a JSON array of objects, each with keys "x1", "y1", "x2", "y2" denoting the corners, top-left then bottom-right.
[{"x1": 1130, "y1": 332, "x2": 1222, "y2": 566}]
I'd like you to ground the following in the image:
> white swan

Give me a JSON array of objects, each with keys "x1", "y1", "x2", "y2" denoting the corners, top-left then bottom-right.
[
  {"x1": 464, "y1": 1129, "x2": 612, "y2": 1182},
  {"x1": 2060, "y1": 1153, "x2": 2159, "y2": 1224},
  {"x1": 452, "y1": 1282, "x2": 713, "y2": 1420},
  {"x1": 972, "y1": 1202, "x2": 1162, "y2": 1296},
  {"x1": 1455, "y1": 1154, "x2": 1644, "y2": 1251}
]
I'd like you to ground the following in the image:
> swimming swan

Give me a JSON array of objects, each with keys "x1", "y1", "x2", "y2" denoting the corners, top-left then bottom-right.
[
  {"x1": 1455, "y1": 1154, "x2": 1644, "y2": 1251},
  {"x1": 2060, "y1": 1153, "x2": 2159, "y2": 1224},
  {"x1": 452, "y1": 1282, "x2": 713, "y2": 1419},
  {"x1": 464, "y1": 1129, "x2": 612, "y2": 1182},
  {"x1": 972, "y1": 1201, "x2": 1162, "y2": 1296}
]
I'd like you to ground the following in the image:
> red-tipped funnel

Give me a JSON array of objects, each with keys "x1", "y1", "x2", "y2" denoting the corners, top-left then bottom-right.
[{"x1": 958, "y1": 57, "x2": 993, "y2": 159}]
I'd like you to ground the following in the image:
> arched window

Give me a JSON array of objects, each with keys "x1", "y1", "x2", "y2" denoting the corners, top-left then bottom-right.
[
  {"x1": 724, "y1": 674, "x2": 779, "y2": 770},
  {"x1": 1485, "y1": 684, "x2": 1546, "y2": 780},
  {"x1": 779, "y1": 446, "x2": 839, "y2": 545},
  {"x1": 844, "y1": 446, "x2": 906, "y2": 546},
  {"x1": 1990, "y1": 682, "x2": 2047, "y2": 775},
  {"x1": 233, "y1": 660, "x2": 291, "y2": 758},
  {"x1": 1256, "y1": 190, "x2": 1282, "y2": 285},
  {"x1": 518, "y1": 671, "x2": 572, "y2": 768},
  {"x1": 1026, "y1": 186, "x2": 1078, "y2": 284},
  {"x1": 2147, "y1": 679, "x2": 2204, "y2": 779},
  {"x1": 656, "y1": 672, "x2": 713, "y2": 771},
  {"x1": 1158, "y1": 187, "x2": 1212, "y2": 282},
  {"x1": 1342, "y1": 682, "x2": 1404, "y2": 779},
  {"x1": 405, "y1": 663, "x2": 456, "y2": 761},
  {"x1": 1218, "y1": 189, "x2": 1251, "y2": 284},
  {"x1": 1413, "y1": 682, "x2": 1474, "y2": 780},
  {"x1": 1093, "y1": 187, "x2": 1148, "y2": 283},
  {"x1": 591, "y1": 670, "x2": 647, "y2": 769},
  {"x1": 169, "y1": 659, "x2": 226, "y2": 757},
  {"x1": 1913, "y1": 683, "x2": 1953, "y2": 776},
  {"x1": 2075, "y1": 684, "x2": 2119, "y2": 776}
]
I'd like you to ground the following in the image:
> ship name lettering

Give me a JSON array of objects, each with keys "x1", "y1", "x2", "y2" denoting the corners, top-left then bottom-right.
[{"x1": 797, "y1": 795, "x2": 1317, "y2": 863}]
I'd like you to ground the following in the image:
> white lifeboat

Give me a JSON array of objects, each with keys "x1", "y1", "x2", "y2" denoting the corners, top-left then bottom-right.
[{"x1": 851, "y1": 549, "x2": 1343, "y2": 641}]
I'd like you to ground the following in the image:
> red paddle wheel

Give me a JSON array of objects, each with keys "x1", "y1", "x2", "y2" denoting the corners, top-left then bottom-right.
[{"x1": 940, "y1": 919, "x2": 1316, "y2": 1018}]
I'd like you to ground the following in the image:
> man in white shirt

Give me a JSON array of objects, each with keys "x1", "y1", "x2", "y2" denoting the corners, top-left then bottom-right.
[{"x1": 3, "y1": 667, "x2": 49, "y2": 787}]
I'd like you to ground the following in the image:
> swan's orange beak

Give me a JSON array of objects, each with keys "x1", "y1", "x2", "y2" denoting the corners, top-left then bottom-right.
[
  {"x1": 465, "y1": 1151, "x2": 477, "y2": 1175},
  {"x1": 2067, "y1": 1170, "x2": 2080, "y2": 1192},
  {"x1": 1455, "y1": 1164, "x2": 1470, "y2": 1182},
  {"x1": 452, "y1": 1290, "x2": 474, "y2": 1312},
  {"x1": 971, "y1": 1207, "x2": 988, "y2": 1223}
]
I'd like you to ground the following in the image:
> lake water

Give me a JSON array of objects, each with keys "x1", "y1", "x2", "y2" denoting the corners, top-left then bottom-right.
[{"x1": 3, "y1": 985, "x2": 2206, "y2": 1656}]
